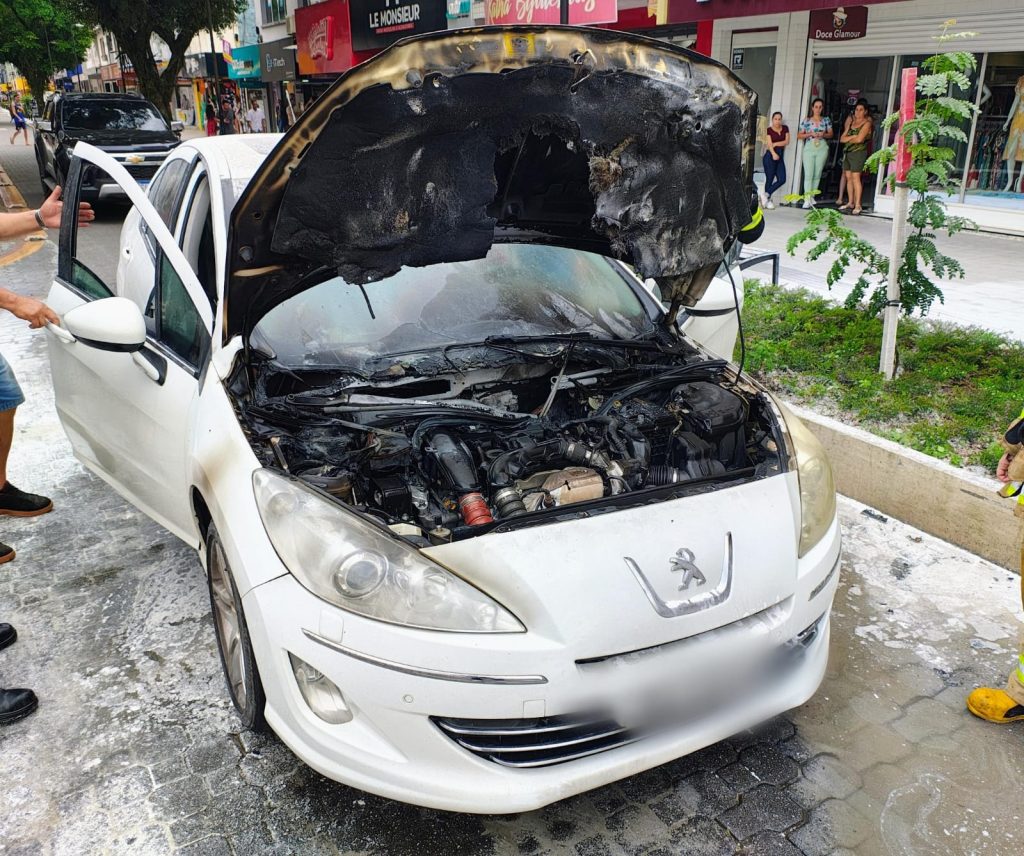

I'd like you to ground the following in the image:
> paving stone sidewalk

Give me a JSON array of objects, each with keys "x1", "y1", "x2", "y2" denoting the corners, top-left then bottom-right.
[{"x1": 1, "y1": 140, "x2": 1022, "y2": 856}]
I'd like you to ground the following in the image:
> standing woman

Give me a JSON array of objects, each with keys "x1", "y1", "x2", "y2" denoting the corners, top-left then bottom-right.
[
  {"x1": 760, "y1": 111, "x2": 790, "y2": 210},
  {"x1": 797, "y1": 98, "x2": 832, "y2": 208},
  {"x1": 840, "y1": 98, "x2": 873, "y2": 214},
  {"x1": 205, "y1": 95, "x2": 218, "y2": 137}
]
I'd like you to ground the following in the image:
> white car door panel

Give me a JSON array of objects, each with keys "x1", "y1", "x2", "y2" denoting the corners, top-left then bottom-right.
[{"x1": 46, "y1": 142, "x2": 211, "y2": 546}]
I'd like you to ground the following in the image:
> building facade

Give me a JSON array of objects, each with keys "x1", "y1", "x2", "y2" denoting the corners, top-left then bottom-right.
[{"x1": 686, "y1": 0, "x2": 1024, "y2": 233}]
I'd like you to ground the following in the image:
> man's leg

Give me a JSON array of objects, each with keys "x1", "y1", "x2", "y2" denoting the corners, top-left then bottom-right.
[
  {"x1": 0, "y1": 405, "x2": 14, "y2": 487},
  {"x1": 0, "y1": 354, "x2": 50, "y2": 516}
]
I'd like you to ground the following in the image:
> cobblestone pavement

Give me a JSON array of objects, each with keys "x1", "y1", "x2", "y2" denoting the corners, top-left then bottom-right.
[{"x1": 1, "y1": 139, "x2": 1023, "y2": 855}]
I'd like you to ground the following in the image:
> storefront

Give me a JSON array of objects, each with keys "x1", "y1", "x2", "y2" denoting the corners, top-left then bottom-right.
[
  {"x1": 260, "y1": 38, "x2": 298, "y2": 132},
  {"x1": 687, "y1": 0, "x2": 1024, "y2": 233}
]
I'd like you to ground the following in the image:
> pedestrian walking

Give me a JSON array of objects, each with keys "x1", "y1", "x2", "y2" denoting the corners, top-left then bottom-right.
[
  {"x1": 205, "y1": 95, "x2": 218, "y2": 137},
  {"x1": 760, "y1": 111, "x2": 790, "y2": 210},
  {"x1": 839, "y1": 98, "x2": 873, "y2": 215},
  {"x1": 797, "y1": 98, "x2": 832, "y2": 208},
  {"x1": 245, "y1": 98, "x2": 266, "y2": 134},
  {"x1": 218, "y1": 97, "x2": 238, "y2": 135},
  {"x1": 277, "y1": 100, "x2": 289, "y2": 133},
  {"x1": 0, "y1": 185, "x2": 94, "y2": 725},
  {"x1": 967, "y1": 410, "x2": 1024, "y2": 724},
  {"x1": 9, "y1": 100, "x2": 29, "y2": 147}
]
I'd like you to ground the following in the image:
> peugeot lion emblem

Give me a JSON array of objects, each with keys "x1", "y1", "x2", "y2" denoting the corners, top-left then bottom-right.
[
  {"x1": 624, "y1": 533, "x2": 733, "y2": 618},
  {"x1": 669, "y1": 548, "x2": 707, "y2": 591}
]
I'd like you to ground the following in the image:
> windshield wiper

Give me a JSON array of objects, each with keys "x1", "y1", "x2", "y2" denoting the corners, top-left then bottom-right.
[{"x1": 481, "y1": 331, "x2": 664, "y2": 350}]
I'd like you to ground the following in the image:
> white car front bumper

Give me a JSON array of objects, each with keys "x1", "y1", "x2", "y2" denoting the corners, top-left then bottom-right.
[{"x1": 242, "y1": 515, "x2": 840, "y2": 814}]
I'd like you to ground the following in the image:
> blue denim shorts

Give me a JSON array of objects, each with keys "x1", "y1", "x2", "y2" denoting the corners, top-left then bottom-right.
[{"x1": 0, "y1": 351, "x2": 25, "y2": 412}]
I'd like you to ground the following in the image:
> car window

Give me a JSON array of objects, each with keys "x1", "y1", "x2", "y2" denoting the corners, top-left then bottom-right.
[
  {"x1": 70, "y1": 259, "x2": 113, "y2": 301},
  {"x1": 253, "y1": 244, "x2": 655, "y2": 370},
  {"x1": 141, "y1": 159, "x2": 192, "y2": 254},
  {"x1": 158, "y1": 253, "x2": 208, "y2": 367},
  {"x1": 61, "y1": 100, "x2": 167, "y2": 131}
]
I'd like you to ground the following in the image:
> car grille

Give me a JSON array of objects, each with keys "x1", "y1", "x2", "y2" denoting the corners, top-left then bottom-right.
[
  {"x1": 432, "y1": 714, "x2": 640, "y2": 768},
  {"x1": 433, "y1": 615, "x2": 826, "y2": 769},
  {"x1": 123, "y1": 162, "x2": 159, "y2": 181}
]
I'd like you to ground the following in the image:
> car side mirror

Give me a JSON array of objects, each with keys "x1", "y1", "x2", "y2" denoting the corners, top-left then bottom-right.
[
  {"x1": 36, "y1": 120, "x2": 51, "y2": 132},
  {"x1": 170, "y1": 120, "x2": 184, "y2": 135},
  {"x1": 63, "y1": 297, "x2": 146, "y2": 352}
]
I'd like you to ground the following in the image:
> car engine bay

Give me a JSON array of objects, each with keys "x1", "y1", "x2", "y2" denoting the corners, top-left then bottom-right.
[{"x1": 232, "y1": 339, "x2": 786, "y2": 547}]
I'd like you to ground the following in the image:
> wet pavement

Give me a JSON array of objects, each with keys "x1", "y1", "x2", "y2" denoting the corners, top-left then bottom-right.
[{"x1": 1, "y1": 136, "x2": 1023, "y2": 855}]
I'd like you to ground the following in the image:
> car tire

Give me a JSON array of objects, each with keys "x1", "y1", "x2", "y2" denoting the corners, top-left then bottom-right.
[{"x1": 206, "y1": 525, "x2": 268, "y2": 732}]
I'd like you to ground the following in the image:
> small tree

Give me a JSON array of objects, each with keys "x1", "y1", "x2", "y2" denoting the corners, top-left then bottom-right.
[{"x1": 787, "y1": 23, "x2": 978, "y2": 348}]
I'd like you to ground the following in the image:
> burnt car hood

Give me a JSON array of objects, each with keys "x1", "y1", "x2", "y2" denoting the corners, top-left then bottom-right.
[{"x1": 226, "y1": 26, "x2": 756, "y2": 341}]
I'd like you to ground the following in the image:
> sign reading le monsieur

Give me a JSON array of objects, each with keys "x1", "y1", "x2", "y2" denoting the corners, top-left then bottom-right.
[
  {"x1": 350, "y1": 0, "x2": 448, "y2": 52},
  {"x1": 808, "y1": 5, "x2": 868, "y2": 41}
]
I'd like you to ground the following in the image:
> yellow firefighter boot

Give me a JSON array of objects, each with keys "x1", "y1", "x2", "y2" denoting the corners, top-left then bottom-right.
[{"x1": 966, "y1": 687, "x2": 1024, "y2": 724}]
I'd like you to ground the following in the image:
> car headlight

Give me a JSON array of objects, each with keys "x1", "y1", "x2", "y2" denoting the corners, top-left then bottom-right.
[
  {"x1": 777, "y1": 403, "x2": 837, "y2": 557},
  {"x1": 252, "y1": 469, "x2": 523, "y2": 633}
]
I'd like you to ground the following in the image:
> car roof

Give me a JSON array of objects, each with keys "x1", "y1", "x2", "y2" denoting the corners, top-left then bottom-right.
[
  {"x1": 184, "y1": 134, "x2": 281, "y2": 184},
  {"x1": 60, "y1": 92, "x2": 149, "y2": 100}
]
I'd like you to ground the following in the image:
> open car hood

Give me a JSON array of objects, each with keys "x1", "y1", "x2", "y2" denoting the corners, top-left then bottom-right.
[{"x1": 226, "y1": 26, "x2": 756, "y2": 340}]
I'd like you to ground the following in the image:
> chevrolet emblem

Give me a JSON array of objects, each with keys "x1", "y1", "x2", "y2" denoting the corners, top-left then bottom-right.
[{"x1": 125, "y1": 154, "x2": 144, "y2": 164}]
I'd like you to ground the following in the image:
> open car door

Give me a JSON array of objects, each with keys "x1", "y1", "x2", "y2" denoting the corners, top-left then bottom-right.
[{"x1": 45, "y1": 142, "x2": 214, "y2": 545}]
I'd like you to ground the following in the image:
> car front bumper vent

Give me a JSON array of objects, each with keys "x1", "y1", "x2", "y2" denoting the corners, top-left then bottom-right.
[{"x1": 432, "y1": 714, "x2": 640, "y2": 768}]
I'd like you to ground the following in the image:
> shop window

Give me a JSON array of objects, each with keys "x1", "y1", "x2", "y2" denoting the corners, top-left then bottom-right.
[
  {"x1": 964, "y1": 52, "x2": 1024, "y2": 208},
  {"x1": 878, "y1": 54, "x2": 980, "y2": 198}
]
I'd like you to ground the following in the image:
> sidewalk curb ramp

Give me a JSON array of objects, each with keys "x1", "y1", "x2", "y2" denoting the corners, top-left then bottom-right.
[{"x1": 793, "y1": 403, "x2": 1023, "y2": 573}]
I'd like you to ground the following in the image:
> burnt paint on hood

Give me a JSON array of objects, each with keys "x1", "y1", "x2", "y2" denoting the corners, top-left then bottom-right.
[{"x1": 227, "y1": 26, "x2": 757, "y2": 341}]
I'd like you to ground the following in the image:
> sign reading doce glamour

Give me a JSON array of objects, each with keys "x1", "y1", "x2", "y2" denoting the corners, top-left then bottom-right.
[
  {"x1": 808, "y1": 5, "x2": 868, "y2": 41},
  {"x1": 484, "y1": 0, "x2": 618, "y2": 26}
]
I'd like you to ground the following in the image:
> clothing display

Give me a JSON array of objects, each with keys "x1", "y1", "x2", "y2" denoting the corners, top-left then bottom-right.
[{"x1": 1003, "y1": 75, "x2": 1024, "y2": 162}]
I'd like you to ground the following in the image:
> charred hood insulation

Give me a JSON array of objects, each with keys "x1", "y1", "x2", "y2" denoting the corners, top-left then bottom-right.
[{"x1": 226, "y1": 27, "x2": 757, "y2": 339}]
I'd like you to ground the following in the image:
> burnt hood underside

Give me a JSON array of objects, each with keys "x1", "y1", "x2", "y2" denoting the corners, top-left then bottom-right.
[{"x1": 227, "y1": 26, "x2": 756, "y2": 340}]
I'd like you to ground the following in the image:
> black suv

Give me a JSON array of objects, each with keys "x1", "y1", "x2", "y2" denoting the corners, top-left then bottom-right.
[{"x1": 35, "y1": 92, "x2": 183, "y2": 203}]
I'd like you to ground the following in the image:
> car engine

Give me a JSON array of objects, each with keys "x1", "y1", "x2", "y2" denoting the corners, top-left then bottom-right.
[{"x1": 237, "y1": 354, "x2": 785, "y2": 546}]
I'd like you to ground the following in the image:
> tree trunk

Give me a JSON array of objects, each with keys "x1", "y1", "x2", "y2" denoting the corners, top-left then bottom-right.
[
  {"x1": 25, "y1": 72, "x2": 49, "y2": 112},
  {"x1": 134, "y1": 61, "x2": 177, "y2": 121},
  {"x1": 116, "y1": 33, "x2": 178, "y2": 121}
]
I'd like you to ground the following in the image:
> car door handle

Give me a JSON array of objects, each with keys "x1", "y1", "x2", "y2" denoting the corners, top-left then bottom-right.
[
  {"x1": 132, "y1": 349, "x2": 166, "y2": 385},
  {"x1": 45, "y1": 321, "x2": 76, "y2": 344}
]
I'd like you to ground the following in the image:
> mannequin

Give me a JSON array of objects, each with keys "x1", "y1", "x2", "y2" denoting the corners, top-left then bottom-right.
[
  {"x1": 1003, "y1": 75, "x2": 1024, "y2": 193},
  {"x1": 811, "y1": 62, "x2": 824, "y2": 102}
]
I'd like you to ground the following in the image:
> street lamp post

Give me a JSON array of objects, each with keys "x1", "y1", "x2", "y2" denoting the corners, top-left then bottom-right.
[{"x1": 560, "y1": 0, "x2": 569, "y2": 25}]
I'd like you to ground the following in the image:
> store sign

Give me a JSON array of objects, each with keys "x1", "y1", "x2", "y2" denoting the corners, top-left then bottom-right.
[
  {"x1": 296, "y1": 0, "x2": 358, "y2": 75},
  {"x1": 484, "y1": 0, "x2": 618, "y2": 26},
  {"x1": 227, "y1": 44, "x2": 262, "y2": 80},
  {"x1": 447, "y1": 0, "x2": 471, "y2": 18},
  {"x1": 261, "y1": 38, "x2": 297, "y2": 83},
  {"x1": 350, "y1": 0, "x2": 449, "y2": 52},
  {"x1": 808, "y1": 5, "x2": 868, "y2": 41}
]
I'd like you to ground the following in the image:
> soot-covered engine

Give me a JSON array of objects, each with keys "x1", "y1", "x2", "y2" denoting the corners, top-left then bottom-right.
[{"x1": 241, "y1": 360, "x2": 783, "y2": 546}]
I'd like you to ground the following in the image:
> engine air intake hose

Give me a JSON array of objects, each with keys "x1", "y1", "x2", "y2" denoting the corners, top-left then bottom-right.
[
  {"x1": 425, "y1": 431, "x2": 480, "y2": 492},
  {"x1": 488, "y1": 439, "x2": 613, "y2": 488}
]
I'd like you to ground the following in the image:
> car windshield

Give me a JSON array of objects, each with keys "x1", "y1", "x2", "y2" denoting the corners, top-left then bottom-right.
[
  {"x1": 62, "y1": 100, "x2": 167, "y2": 131},
  {"x1": 252, "y1": 244, "x2": 657, "y2": 370}
]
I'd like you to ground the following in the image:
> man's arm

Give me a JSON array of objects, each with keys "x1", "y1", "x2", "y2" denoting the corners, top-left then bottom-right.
[
  {"x1": 0, "y1": 288, "x2": 59, "y2": 328},
  {"x1": 0, "y1": 185, "x2": 94, "y2": 240}
]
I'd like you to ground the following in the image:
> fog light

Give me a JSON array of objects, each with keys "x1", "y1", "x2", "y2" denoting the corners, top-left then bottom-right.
[{"x1": 289, "y1": 654, "x2": 353, "y2": 724}]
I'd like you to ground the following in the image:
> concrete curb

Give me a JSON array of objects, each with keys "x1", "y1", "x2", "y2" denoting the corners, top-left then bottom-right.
[
  {"x1": 0, "y1": 162, "x2": 28, "y2": 210},
  {"x1": 792, "y1": 403, "x2": 1023, "y2": 573}
]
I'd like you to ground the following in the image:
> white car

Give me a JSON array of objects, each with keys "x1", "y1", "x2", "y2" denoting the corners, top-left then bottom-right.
[{"x1": 44, "y1": 28, "x2": 839, "y2": 814}]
